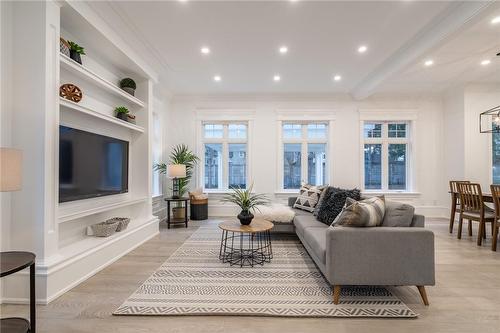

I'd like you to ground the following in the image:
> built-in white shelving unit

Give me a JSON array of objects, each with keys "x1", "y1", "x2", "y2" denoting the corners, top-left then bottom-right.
[
  {"x1": 55, "y1": 216, "x2": 154, "y2": 265},
  {"x1": 59, "y1": 98, "x2": 145, "y2": 133},
  {"x1": 58, "y1": 197, "x2": 148, "y2": 223},
  {"x1": 60, "y1": 54, "x2": 146, "y2": 108}
]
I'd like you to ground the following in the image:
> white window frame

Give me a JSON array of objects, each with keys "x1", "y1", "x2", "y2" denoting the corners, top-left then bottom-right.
[
  {"x1": 275, "y1": 110, "x2": 336, "y2": 192},
  {"x1": 200, "y1": 120, "x2": 250, "y2": 193},
  {"x1": 359, "y1": 110, "x2": 417, "y2": 193}
]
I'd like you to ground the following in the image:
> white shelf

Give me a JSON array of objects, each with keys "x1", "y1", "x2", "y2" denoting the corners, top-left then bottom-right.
[
  {"x1": 52, "y1": 216, "x2": 158, "y2": 268},
  {"x1": 60, "y1": 54, "x2": 146, "y2": 108},
  {"x1": 58, "y1": 197, "x2": 148, "y2": 223},
  {"x1": 59, "y1": 98, "x2": 145, "y2": 133}
]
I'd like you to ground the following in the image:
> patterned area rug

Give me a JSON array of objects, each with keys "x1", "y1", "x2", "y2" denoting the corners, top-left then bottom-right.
[{"x1": 114, "y1": 223, "x2": 418, "y2": 318}]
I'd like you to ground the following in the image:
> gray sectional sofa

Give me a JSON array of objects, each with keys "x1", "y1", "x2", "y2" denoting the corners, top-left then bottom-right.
[{"x1": 287, "y1": 197, "x2": 435, "y2": 305}]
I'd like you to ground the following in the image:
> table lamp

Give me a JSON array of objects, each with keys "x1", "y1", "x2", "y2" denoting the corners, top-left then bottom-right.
[
  {"x1": 167, "y1": 164, "x2": 186, "y2": 199},
  {"x1": 0, "y1": 147, "x2": 23, "y2": 192}
]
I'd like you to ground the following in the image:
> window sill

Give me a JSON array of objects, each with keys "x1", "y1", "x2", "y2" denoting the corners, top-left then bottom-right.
[
  {"x1": 275, "y1": 190, "x2": 300, "y2": 195},
  {"x1": 362, "y1": 191, "x2": 421, "y2": 198}
]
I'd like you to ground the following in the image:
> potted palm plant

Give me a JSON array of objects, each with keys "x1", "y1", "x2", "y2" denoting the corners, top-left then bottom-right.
[
  {"x1": 154, "y1": 144, "x2": 199, "y2": 219},
  {"x1": 222, "y1": 183, "x2": 270, "y2": 225}
]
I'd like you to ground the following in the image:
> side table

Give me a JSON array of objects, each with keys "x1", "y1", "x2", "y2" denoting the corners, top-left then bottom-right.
[
  {"x1": 0, "y1": 251, "x2": 36, "y2": 333},
  {"x1": 164, "y1": 197, "x2": 189, "y2": 229}
]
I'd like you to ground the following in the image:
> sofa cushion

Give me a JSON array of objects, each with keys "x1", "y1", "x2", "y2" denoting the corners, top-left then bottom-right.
[
  {"x1": 302, "y1": 227, "x2": 327, "y2": 264},
  {"x1": 316, "y1": 187, "x2": 361, "y2": 225},
  {"x1": 293, "y1": 184, "x2": 325, "y2": 212},
  {"x1": 335, "y1": 196, "x2": 385, "y2": 227},
  {"x1": 381, "y1": 200, "x2": 415, "y2": 227},
  {"x1": 294, "y1": 214, "x2": 328, "y2": 236}
]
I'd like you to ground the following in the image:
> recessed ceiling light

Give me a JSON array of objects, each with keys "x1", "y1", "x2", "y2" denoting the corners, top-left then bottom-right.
[
  {"x1": 333, "y1": 75, "x2": 342, "y2": 81},
  {"x1": 273, "y1": 75, "x2": 281, "y2": 82},
  {"x1": 201, "y1": 47, "x2": 210, "y2": 55},
  {"x1": 491, "y1": 16, "x2": 500, "y2": 24},
  {"x1": 358, "y1": 45, "x2": 368, "y2": 53},
  {"x1": 213, "y1": 75, "x2": 221, "y2": 82},
  {"x1": 481, "y1": 59, "x2": 491, "y2": 66},
  {"x1": 279, "y1": 46, "x2": 288, "y2": 54},
  {"x1": 424, "y1": 59, "x2": 434, "y2": 67},
  {"x1": 178, "y1": 0, "x2": 188, "y2": 2}
]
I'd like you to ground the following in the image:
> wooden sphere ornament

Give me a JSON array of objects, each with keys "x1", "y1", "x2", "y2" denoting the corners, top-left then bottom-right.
[{"x1": 59, "y1": 83, "x2": 83, "y2": 103}]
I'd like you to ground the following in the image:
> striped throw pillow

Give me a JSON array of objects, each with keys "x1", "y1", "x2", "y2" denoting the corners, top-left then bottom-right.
[{"x1": 335, "y1": 196, "x2": 385, "y2": 227}]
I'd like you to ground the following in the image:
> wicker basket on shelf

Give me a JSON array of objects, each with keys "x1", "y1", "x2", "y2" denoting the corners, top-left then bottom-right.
[
  {"x1": 106, "y1": 217, "x2": 130, "y2": 232},
  {"x1": 90, "y1": 220, "x2": 119, "y2": 237}
]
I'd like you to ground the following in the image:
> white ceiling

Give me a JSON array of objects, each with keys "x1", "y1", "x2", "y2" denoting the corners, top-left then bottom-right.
[{"x1": 87, "y1": 1, "x2": 500, "y2": 97}]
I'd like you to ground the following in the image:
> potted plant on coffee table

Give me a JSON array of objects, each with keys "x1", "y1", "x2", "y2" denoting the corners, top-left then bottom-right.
[
  {"x1": 222, "y1": 183, "x2": 269, "y2": 225},
  {"x1": 154, "y1": 144, "x2": 199, "y2": 220}
]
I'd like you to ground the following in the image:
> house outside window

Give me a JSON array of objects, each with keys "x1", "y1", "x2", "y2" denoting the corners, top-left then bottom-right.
[
  {"x1": 363, "y1": 121, "x2": 411, "y2": 191},
  {"x1": 281, "y1": 122, "x2": 328, "y2": 190},
  {"x1": 202, "y1": 122, "x2": 248, "y2": 190}
]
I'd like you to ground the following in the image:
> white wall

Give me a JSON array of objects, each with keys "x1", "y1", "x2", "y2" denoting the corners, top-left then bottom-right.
[
  {"x1": 165, "y1": 93, "x2": 448, "y2": 217},
  {"x1": 464, "y1": 84, "x2": 500, "y2": 188},
  {"x1": 443, "y1": 83, "x2": 500, "y2": 191},
  {"x1": 1, "y1": 0, "x2": 14, "y2": 253}
]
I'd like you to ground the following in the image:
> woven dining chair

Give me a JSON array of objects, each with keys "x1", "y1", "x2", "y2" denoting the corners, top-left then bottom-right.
[
  {"x1": 490, "y1": 184, "x2": 500, "y2": 251},
  {"x1": 457, "y1": 183, "x2": 496, "y2": 246},
  {"x1": 449, "y1": 180, "x2": 470, "y2": 234}
]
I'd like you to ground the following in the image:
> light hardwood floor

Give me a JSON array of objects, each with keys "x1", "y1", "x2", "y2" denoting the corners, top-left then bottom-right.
[{"x1": 2, "y1": 218, "x2": 500, "y2": 333}]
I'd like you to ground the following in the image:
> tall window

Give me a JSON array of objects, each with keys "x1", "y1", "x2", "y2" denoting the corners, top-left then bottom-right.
[
  {"x1": 203, "y1": 123, "x2": 247, "y2": 190},
  {"x1": 493, "y1": 131, "x2": 500, "y2": 184},
  {"x1": 282, "y1": 122, "x2": 328, "y2": 189},
  {"x1": 363, "y1": 122, "x2": 410, "y2": 191}
]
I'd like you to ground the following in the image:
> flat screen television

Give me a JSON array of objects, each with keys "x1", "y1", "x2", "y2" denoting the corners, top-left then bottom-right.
[{"x1": 59, "y1": 126, "x2": 129, "y2": 203}]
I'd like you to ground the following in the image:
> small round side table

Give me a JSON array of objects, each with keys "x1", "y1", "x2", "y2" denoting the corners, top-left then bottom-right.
[
  {"x1": 0, "y1": 251, "x2": 36, "y2": 333},
  {"x1": 218, "y1": 219, "x2": 274, "y2": 267}
]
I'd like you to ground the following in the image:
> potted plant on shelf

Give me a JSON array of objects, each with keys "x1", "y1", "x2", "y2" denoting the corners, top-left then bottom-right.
[
  {"x1": 67, "y1": 41, "x2": 85, "y2": 65},
  {"x1": 115, "y1": 106, "x2": 129, "y2": 121},
  {"x1": 120, "y1": 78, "x2": 137, "y2": 96},
  {"x1": 222, "y1": 183, "x2": 269, "y2": 225},
  {"x1": 154, "y1": 144, "x2": 199, "y2": 220}
]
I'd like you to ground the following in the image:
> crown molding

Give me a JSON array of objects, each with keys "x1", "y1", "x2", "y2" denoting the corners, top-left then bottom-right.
[{"x1": 351, "y1": 1, "x2": 494, "y2": 100}]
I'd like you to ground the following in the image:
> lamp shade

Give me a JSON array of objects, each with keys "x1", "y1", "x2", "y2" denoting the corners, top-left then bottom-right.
[
  {"x1": 166, "y1": 164, "x2": 186, "y2": 178},
  {"x1": 0, "y1": 148, "x2": 22, "y2": 192}
]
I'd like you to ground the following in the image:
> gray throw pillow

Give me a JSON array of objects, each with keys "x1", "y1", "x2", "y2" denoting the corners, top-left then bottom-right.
[
  {"x1": 381, "y1": 200, "x2": 415, "y2": 227},
  {"x1": 335, "y1": 196, "x2": 386, "y2": 227}
]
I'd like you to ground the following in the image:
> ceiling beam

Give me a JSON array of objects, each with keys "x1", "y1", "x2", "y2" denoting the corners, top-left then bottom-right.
[{"x1": 350, "y1": 1, "x2": 494, "y2": 100}]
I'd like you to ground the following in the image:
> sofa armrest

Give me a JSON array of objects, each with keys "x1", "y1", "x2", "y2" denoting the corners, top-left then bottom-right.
[
  {"x1": 325, "y1": 227, "x2": 435, "y2": 286},
  {"x1": 288, "y1": 197, "x2": 297, "y2": 207}
]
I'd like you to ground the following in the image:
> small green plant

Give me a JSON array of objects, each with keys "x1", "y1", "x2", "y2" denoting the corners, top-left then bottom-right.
[
  {"x1": 120, "y1": 78, "x2": 136, "y2": 90},
  {"x1": 67, "y1": 41, "x2": 85, "y2": 55},
  {"x1": 115, "y1": 106, "x2": 129, "y2": 115},
  {"x1": 222, "y1": 183, "x2": 270, "y2": 213}
]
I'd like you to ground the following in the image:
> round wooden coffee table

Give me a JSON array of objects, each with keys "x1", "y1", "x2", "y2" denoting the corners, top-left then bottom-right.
[{"x1": 218, "y1": 219, "x2": 274, "y2": 267}]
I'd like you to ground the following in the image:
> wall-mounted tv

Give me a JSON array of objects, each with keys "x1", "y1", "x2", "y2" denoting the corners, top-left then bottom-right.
[{"x1": 59, "y1": 126, "x2": 129, "y2": 203}]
